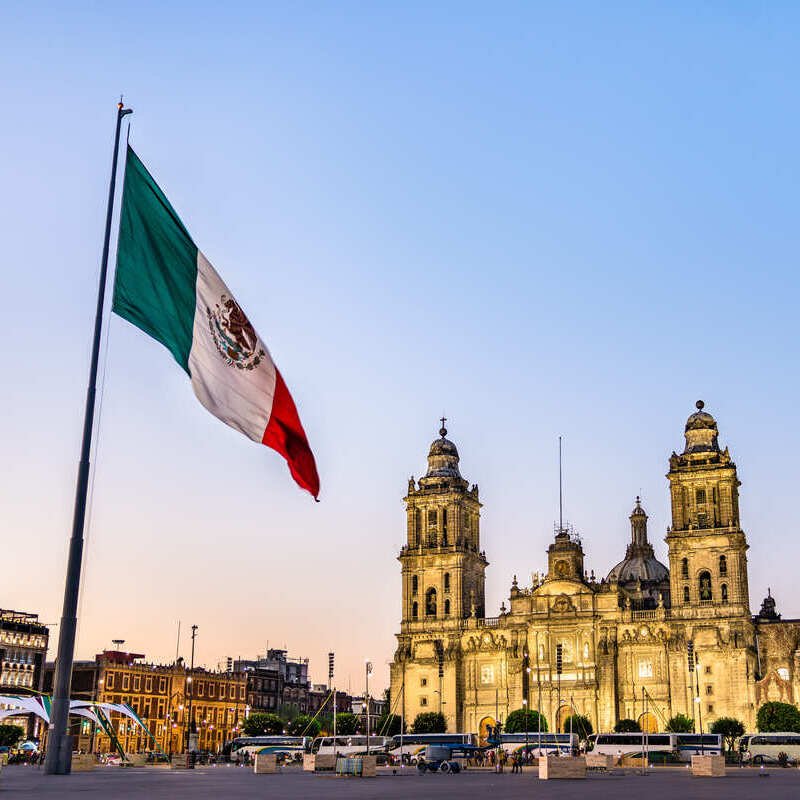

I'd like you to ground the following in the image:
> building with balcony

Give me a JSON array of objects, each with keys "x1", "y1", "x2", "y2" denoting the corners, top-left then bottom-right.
[
  {"x1": 43, "y1": 649, "x2": 247, "y2": 754},
  {"x1": 0, "y1": 609, "x2": 49, "y2": 737}
]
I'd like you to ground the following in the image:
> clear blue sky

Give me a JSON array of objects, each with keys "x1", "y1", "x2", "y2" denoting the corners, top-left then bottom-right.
[{"x1": 2, "y1": 2, "x2": 798, "y2": 692}]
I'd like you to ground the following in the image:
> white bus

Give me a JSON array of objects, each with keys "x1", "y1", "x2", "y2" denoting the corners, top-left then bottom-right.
[
  {"x1": 590, "y1": 733, "x2": 674, "y2": 760},
  {"x1": 499, "y1": 732, "x2": 578, "y2": 757},
  {"x1": 674, "y1": 733, "x2": 722, "y2": 761},
  {"x1": 310, "y1": 735, "x2": 391, "y2": 758},
  {"x1": 740, "y1": 733, "x2": 800, "y2": 765},
  {"x1": 229, "y1": 736, "x2": 310, "y2": 762},
  {"x1": 386, "y1": 733, "x2": 476, "y2": 764},
  {"x1": 589, "y1": 732, "x2": 721, "y2": 763}
]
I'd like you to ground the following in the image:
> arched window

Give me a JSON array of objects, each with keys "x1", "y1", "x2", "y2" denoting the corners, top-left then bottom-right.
[
  {"x1": 698, "y1": 571, "x2": 713, "y2": 602},
  {"x1": 683, "y1": 585, "x2": 690, "y2": 604},
  {"x1": 425, "y1": 588, "x2": 437, "y2": 617},
  {"x1": 444, "y1": 599, "x2": 451, "y2": 617},
  {"x1": 411, "y1": 575, "x2": 418, "y2": 596},
  {"x1": 721, "y1": 584, "x2": 728, "y2": 604},
  {"x1": 719, "y1": 555, "x2": 727, "y2": 576},
  {"x1": 444, "y1": 573, "x2": 451, "y2": 592},
  {"x1": 412, "y1": 602, "x2": 418, "y2": 620},
  {"x1": 681, "y1": 558, "x2": 689, "y2": 579}
]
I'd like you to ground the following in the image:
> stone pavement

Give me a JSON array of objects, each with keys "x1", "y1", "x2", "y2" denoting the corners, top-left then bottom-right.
[{"x1": 3, "y1": 764, "x2": 800, "y2": 799}]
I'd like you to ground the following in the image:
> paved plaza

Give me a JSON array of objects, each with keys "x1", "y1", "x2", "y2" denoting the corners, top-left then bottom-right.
[{"x1": 3, "y1": 765, "x2": 800, "y2": 799}]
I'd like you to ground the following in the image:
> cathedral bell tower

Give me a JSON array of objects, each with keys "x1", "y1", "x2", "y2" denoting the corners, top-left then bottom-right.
[
  {"x1": 399, "y1": 421, "x2": 487, "y2": 627},
  {"x1": 665, "y1": 401, "x2": 750, "y2": 616}
]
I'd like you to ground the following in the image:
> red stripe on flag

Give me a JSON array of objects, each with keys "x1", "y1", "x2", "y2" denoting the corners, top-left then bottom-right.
[{"x1": 262, "y1": 369, "x2": 320, "y2": 500}]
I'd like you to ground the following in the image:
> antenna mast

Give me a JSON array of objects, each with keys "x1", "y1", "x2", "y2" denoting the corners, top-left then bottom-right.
[{"x1": 558, "y1": 436, "x2": 563, "y2": 534}]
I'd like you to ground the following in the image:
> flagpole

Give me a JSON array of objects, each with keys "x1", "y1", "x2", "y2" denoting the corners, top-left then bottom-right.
[{"x1": 44, "y1": 100, "x2": 132, "y2": 775}]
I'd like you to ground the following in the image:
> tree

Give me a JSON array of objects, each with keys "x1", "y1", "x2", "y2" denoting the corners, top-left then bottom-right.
[
  {"x1": 412, "y1": 712, "x2": 446, "y2": 734},
  {"x1": 0, "y1": 724, "x2": 24, "y2": 748},
  {"x1": 335, "y1": 712, "x2": 359, "y2": 735},
  {"x1": 504, "y1": 708, "x2": 548, "y2": 734},
  {"x1": 561, "y1": 714, "x2": 593, "y2": 740},
  {"x1": 243, "y1": 712, "x2": 284, "y2": 736},
  {"x1": 710, "y1": 717, "x2": 745, "y2": 752},
  {"x1": 756, "y1": 702, "x2": 800, "y2": 733},
  {"x1": 614, "y1": 718, "x2": 641, "y2": 733},
  {"x1": 286, "y1": 715, "x2": 321, "y2": 738},
  {"x1": 375, "y1": 713, "x2": 403, "y2": 737},
  {"x1": 666, "y1": 714, "x2": 694, "y2": 733}
]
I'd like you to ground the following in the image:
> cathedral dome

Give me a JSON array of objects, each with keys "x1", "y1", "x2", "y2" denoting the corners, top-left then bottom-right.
[
  {"x1": 683, "y1": 400, "x2": 720, "y2": 454},
  {"x1": 605, "y1": 497, "x2": 670, "y2": 586},
  {"x1": 606, "y1": 553, "x2": 669, "y2": 584},
  {"x1": 685, "y1": 400, "x2": 717, "y2": 432},
  {"x1": 423, "y1": 420, "x2": 463, "y2": 480},
  {"x1": 429, "y1": 436, "x2": 459, "y2": 459}
]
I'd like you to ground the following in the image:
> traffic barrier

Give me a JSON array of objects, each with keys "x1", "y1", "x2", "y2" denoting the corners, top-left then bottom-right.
[
  {"x1": 539, "y1": 755, "x2": 587, "y2": 779},
  {"x1": 334, "y1": 756, "x2": 377, "y2": 777},
  {"x1": 691, "y1": 755, "x2": 725, "y2": 777},
  {"x1": 304, "y1": 753, "x2": 336, "y2": 771},
  {"x1": 253, "y1": 753, "x2": 278, "y2": 774},
  {"x1": 585, "y1": 753, "x2": 613, "y2": 771},
  {"x1": 170, "y1": 753, "x2": 194, "y2": 770}
]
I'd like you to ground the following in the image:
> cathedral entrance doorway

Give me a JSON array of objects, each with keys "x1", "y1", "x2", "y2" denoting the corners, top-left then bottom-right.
[
  {"x1": 556, "y1": 704, "x2": 576, "y2": 732},
  {"x1": 479, "y1": 716, "x2": 497, "y2": 746},
  {"x1": 638, "y1": 712, "x2": 658, "y2": 733}
]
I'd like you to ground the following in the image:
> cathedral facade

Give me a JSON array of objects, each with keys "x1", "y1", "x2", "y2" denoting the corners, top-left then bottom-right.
[{"x1": 390, "y1": 403, "x2": 800, "y2": 737}]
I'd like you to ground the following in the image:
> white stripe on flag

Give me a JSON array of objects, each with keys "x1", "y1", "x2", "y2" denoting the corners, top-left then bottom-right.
[{"x1": 188, "y1": 251, "x2": 277, "y2": 441}]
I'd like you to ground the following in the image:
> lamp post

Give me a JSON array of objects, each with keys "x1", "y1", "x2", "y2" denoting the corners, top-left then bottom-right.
[
  {"x1": 185, "y1": 625, "x2": 197, "y2": 753},
  {"x1": 695, "y1": 655, "x2": 704, "y2": 755},
  {"x1": 526, "y1": 662, "x2": 532, "y2": 765},
  {"x1": 365, "y1": 661, "x2": 373, "y2": 754},
  {"x1": 522, "y1": 698, "x2": 529, "y2": 767}
]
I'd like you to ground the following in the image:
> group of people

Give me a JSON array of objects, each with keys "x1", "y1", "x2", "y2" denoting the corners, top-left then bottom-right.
[{"x1": 463, "y1": 747, "x2": 530, "y2": 772}]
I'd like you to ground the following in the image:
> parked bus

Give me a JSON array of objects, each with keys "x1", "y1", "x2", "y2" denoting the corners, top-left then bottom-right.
[
  {"x1": 499, "y1": 732, "x2": 578, "y2": 757},
  {"x1": 229, "y1": 736, "x2": 310, "y2": 763},
  {"x1": 386, "y1": 733, "x2": 476, "y2": 764},
  {"x1": 589, "y1": 732, "x2": 674, "y2": 759},
  {"x1": 674, "y1": 733, "x2": 722, "y2": 761},
  {"x1": 589, "y1": 732, "x2": 721, "y2": 762},
  {"x1": 310, "y1": 735, "x2": 391, "y2": 758},
  {"x1": 740, "y1": 733, "x2": 800, "y2": 765}
]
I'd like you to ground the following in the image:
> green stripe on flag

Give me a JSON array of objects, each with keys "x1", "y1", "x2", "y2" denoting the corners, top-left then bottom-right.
[{"x1": 113, "y1": 146, "x2": 198, "y2": 372}]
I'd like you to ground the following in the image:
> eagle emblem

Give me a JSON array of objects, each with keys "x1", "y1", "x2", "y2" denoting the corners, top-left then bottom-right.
[{"x1": 206, "y1": 295, "x2": 265, "y2": 370}]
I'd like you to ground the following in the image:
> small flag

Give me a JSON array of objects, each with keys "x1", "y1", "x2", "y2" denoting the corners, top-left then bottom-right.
[{"x1": 113, "y1": 146, "x2": 320, "y2": 499}]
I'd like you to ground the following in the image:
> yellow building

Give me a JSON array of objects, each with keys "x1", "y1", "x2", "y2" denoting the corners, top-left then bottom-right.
[
  {"x1": 45, "y1": 650, "x2": 247, "y2": 754},
  {"x1": 390, "y1": 404, "x2": 800, "y2": 736}
]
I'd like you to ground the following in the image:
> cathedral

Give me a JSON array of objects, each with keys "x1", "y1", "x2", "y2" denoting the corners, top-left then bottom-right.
[{"x1": 390, "y1": 402, "x2": 800, "y2": 737}]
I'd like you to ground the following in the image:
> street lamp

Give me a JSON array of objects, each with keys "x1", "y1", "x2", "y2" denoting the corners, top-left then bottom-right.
[
  {"x1": 365, "y1": 661, "x2": 373, "y2": 754},
  {"x1": 522, "y1": 698, "x2": 529, "y2": 765},
  {"x1": 525, "y1": 663, "x2": 532, "y2": 765}
]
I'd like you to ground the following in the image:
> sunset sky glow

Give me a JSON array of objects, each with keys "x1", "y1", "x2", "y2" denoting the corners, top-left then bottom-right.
[{"x1": 2, "y1": 2, "x2": 799, "y2": 692}]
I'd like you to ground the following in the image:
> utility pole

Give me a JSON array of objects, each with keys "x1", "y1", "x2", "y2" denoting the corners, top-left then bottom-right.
[
  {"x1": 185, "y1": 625, "x2": 197, "y2": 753},
  {"x1": 365, "y1": 660, "x2": 372, "y2": 754}
]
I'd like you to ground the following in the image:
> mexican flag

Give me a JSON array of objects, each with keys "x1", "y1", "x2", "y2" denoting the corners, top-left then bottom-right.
[{"x1": 113, "y1": 146, "x2": 320, "y2": 499}]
